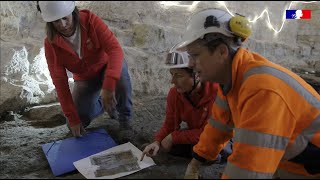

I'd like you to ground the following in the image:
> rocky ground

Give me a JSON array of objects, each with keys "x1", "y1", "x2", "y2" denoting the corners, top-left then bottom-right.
[
  {"x1": 0, "y1": 96, "x2": 225, "y2": 179},
  {"x1": 1, "y1": 66, "x2": 318, "y2": 179}
]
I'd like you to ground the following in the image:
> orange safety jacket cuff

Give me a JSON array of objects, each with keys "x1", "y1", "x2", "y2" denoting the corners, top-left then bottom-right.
[{"x1": 192, "y1": 150, "x2": 207, "y2": 163}]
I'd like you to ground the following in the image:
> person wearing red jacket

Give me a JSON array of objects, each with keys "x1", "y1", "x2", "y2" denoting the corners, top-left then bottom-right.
[
  {"x1": 141, "y1": 49, "x2": 232, "y2": 161},
  {"x1": 172, "y1": 8, "x2": 320, "y2": 179},
  {"x1": 37, "y1": 1, "x2": 133, "y2": 139}
]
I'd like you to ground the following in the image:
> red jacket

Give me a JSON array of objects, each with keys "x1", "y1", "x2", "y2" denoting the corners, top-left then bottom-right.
[
  {"x1": 44, "y1": 10, "x2": 124, "y2": 127},
  {"x1": 155, "y1": 82, "x2": 218, "y2": 145}
]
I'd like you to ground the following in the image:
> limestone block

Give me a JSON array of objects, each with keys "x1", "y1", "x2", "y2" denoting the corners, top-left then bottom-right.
[
  {"x1": 312, "y1": 42, "x2": 320, "y2": 56},
  {"x1": 132, "y1": 23, "x2": 182, "y2": 53},
  {"x1": 0, "y1": 80, "x2": 26, "y2": 113},
  {"x1": 264, "y1": 42, "x2": 275, "y2": 58},
  {"x1": 311, "y1": 49, "x2": 320, "y2": 57},
  {"x1": 0, "y1": 1, "x2": 42, "y2": 40},
  {"x1": 77, "y1": 1, "x2": 159, "y2": 25},
  {"x1": 315, "y1": 61, "x2": 320, "y2": 71},
  {"x1": 300, "y1": 45, "x2": 312, "y2": 57},
  {"x1": 123, "y1": 47, "x2": 171, "y2": 96},
  {"x1": 297, "y1": 35, "x2": 320, "y2": 44},
  {"x1": 254, "y1": 41, "x2": 266, "y2": 56},
  {"x1": 1, "y1": 41, "x2": 28, "y2": 80},
  {"x1": 275, "y1": 46, "x2": 285, "y2": 57},
  {"x1": 109, "y1": 27, "x2": 134, "y2": 47},
  {"x1": 23, "y1": 103, "x2": 63, "y2": 121},
  {"x1": 314, "y1": 42, "x2": 320, "y2": 49},
  {"x1": 284, "y1": 45, "x2": 295, "y2": 57},
  {"x1": 302, "y1": 3, "x2": 320, "y2": 10},
  {"x1": 0, "y1": 41, "x2": 57, "y2": 113}
]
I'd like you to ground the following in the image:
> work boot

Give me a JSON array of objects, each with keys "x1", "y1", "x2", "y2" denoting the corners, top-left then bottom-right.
[
  {"x1": 108, "y1": 108, "x2": 119, "y2": 120},
  {"x1": 117, "y1": 120, "x2": 134, "y2": 144}
]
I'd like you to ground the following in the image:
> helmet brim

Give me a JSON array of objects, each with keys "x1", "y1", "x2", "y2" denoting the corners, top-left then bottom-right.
[
  {"x1": 170, "y1": 38, "x2": 198, "y2": 53},
  {"x1": 40, "y1": 1, "x2": 75, "y2": 22},
  {"x1": 172, "y1": 25, "x2": 235, "y2": 52},
  {"x1": 163, "y1": 64, "x2": 190, "y2": 69}
]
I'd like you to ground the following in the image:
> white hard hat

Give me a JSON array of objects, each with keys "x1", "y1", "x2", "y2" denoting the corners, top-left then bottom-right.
[
  {"x1": 39, "y1": 1, "x2": 75, "y2": 22},
  {"x1": 173, "y1": 8, "x2": 234, "y2": 52},
  {"x1": 164, "y1": 51, "x2": 190, "y2": 69}
]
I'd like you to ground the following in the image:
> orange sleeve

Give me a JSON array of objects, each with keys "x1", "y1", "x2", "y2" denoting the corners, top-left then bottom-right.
[{"x1": 193, "y1": 87, "x2": 233, "y2": 162}]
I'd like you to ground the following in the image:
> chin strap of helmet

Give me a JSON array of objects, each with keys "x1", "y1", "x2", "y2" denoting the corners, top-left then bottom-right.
[{"x1": 184, "y1": 72, "x2": 200, "y2": 108}]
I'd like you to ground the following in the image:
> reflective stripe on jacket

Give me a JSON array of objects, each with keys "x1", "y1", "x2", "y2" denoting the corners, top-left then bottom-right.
[{"x1": 193, "y1": 48, "x2": 320, "y2": 178}]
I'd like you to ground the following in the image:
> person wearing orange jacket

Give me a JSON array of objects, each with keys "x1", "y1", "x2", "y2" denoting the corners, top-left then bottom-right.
[
  {"x1": 141, "y1": 49, "x2": 233, "y2": 162},
  {"x1": 37, "y1": 1, "x2": 133, "y2": 140},
  {"x1": 171, "y1": 8, "x2": 320, "y2": 179}
]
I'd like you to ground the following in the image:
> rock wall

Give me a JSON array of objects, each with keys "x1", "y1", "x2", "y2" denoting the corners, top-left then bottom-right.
[{"x1": 1, "y1": 1, "x2": 320, "y2": 113}]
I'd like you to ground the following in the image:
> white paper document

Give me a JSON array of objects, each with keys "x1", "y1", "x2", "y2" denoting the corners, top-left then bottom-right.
[{"x1": 73, "y1": 142, "x2": 156, "y2": 179}]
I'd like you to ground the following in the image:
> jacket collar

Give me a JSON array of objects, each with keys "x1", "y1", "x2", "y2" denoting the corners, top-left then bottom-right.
[
  {"x1": 179, "y1": 82, "x2": 217, "y2": 108},
  {"x1": 224, "y1": 47, "x2": 254, "y2": 95}
]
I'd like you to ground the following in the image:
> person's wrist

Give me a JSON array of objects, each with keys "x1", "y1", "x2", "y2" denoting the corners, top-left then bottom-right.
[
  {"x1": 154, "y1": 141, "x2": 160, "y2": 146},
  {"x1": 190, "y1": 158, "x2": 201, "y2": 167}
]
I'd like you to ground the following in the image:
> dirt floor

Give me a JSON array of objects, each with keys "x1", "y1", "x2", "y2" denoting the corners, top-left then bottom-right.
[{"x1": 0, "y1": 96, "x2": 225, "y2": 179}]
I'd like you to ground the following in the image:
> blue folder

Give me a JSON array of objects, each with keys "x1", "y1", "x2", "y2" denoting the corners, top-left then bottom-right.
[{"x1": 41, "y1": 128, "x2": 117, "y2": 176}]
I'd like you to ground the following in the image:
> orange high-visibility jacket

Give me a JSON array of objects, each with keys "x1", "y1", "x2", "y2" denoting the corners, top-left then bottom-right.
[{"x1": 193, "y1": 48, "x2": 320, "y2": 178}]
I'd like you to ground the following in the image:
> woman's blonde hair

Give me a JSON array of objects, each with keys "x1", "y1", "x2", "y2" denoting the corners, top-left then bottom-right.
[{"x1": 46, "y1": 7, "x2": 80, "y2": 43}]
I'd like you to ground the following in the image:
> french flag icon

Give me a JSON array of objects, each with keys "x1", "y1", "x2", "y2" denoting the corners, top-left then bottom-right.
[{"x1": 286, "y1": 10, "x2": 311, "y2": 19}]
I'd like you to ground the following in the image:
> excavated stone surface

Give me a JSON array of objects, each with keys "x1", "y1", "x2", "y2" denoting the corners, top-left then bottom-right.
[{"x1": 0, "y1": 96, "x2": 225, "y2": 179}]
